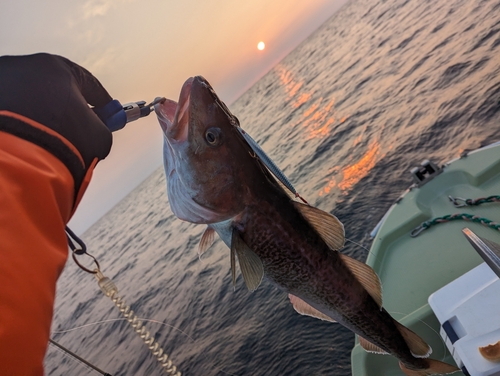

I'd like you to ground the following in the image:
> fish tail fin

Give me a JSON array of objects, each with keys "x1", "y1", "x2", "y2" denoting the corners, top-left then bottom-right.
[
  {"x1": 395, "y1": 321, "x2": 432, "y2": 358},
  {"x1": 396, "y1": 321, "x2": 459, "y2": 375},
  {"x1": 399, "y1": 359, "x2": 459, "y2": 375}
]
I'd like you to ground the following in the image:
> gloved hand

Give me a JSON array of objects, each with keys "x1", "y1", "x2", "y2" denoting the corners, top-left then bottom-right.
[{"x1": 0, "y1": 53, "x2": 126, "y2": 167}]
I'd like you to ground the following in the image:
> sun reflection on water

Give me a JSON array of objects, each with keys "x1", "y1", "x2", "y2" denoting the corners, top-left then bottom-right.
[
  {"x1": 276, "y1": 65, "x2": 382, "y2": 197},
  {"x1": 319, "y1": 141, "x2": 384, "y2": 196},
  {"x1": 276, "y1": 65, "x2": 349, "y2": 140}
]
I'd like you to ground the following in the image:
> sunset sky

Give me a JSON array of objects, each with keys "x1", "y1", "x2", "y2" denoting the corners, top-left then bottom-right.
[{"x1": 1, "y1": 0, "x2": 347, "y2": 234}]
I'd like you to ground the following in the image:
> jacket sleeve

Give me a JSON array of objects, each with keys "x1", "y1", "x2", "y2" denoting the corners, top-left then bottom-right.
[
  {"x1": 0, "y1": 54, "x2": 118, "y2": 375},
  {"x1": 0, "y1": 130, "x2": 77, "y2": 375}
]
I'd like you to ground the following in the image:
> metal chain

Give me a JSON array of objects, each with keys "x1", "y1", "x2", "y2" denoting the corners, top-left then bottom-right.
[
  {"x1": 411, "y1": 213, "x2": 500, "y2": 237},
  {"x1": 68, "y1": 227, "x2": 181, "y2": 375},
  {"x1": 95, "y1": 270, "x2": 181, "y2": 375},
  {"x1": 449, "y1": 195, "x2": 500, "y2": 208}
]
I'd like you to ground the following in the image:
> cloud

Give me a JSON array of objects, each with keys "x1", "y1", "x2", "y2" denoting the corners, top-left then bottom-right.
[
  {"x1": 81, "y1": 0, "x2": 136, "y2": 19},
  {"x1": 82, "y1": 0, "x2": 113, "y2": 19}
]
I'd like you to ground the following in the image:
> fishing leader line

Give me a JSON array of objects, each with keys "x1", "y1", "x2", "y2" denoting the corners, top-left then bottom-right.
[
  {"x1": 52, "y1": 318, "x2": 193, "y2": 338},
  {"x1": 345, "y1": 242, "x2": 448, "y2": 358},
  {"x1": 387, "y1": 311, "x2": 447, "y2": 361},
  {"x1": 51, "y1": 318, "x2": 239, "y2": 376},
  {"x1": 65, "y1": 227, "x2": 181, "y2": 376},
  {"x1": 345, "y1": 238, "x2": 371, "y2": 254}
]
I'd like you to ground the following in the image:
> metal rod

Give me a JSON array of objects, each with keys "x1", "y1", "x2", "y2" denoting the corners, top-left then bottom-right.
[
  {"x1": 462, "y1": 228, "x2": 500, "y2": 278},
  {"x1": 49, "y1": 339, "x2": 112, "y2": 376}
]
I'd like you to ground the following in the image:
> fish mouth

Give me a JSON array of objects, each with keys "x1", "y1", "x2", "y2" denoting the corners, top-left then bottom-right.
[
  {"x1": 154, "y1": 75, "x2": 238, "y2": 142},
  {"x1": 154, "y1": 77, "x2": 194, "y2": 142}
]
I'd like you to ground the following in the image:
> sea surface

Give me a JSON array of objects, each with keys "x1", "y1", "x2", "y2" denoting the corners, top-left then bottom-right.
[{"x1": 45, "y1": 0, "x2": 500, "y2": 374}]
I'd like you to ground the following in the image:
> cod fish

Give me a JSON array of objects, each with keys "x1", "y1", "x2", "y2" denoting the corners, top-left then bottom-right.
[{"x1": 154, "y1": 76, "x2": 458, "y2": 376}]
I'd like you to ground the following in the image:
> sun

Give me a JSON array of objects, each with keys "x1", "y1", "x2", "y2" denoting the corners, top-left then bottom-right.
[{"x1": 257, "y1": 41, "x2": 265, "y2": 51}]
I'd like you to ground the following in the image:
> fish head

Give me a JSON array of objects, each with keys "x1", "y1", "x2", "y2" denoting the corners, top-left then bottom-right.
[{"x1": 155, "y1": 76, "x2": 252, "y2": 224}]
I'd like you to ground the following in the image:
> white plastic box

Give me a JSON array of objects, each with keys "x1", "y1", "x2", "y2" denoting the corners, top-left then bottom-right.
[{"x1": 429, "y1": 262, "x2": 500, "y2": 376}]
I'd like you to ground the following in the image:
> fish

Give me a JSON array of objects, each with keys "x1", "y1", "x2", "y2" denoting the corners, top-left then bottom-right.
[{"x1": 154, "y1": 76, "x2": 459, "y2": 376}]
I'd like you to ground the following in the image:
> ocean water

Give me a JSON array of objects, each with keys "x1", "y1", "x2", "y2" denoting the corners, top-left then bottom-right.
[{"x1": 45, "y1": 0, "x2": 500, "y2": 374}]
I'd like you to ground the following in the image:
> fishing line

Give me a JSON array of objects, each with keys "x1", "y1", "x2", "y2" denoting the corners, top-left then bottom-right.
[
  {"x1": 344, "y1": 237, "x2": 371, "y2": 254},
  {"x1": 52, "y1": 318, "x2": 194, "y2": 340},
  {"x1": 67, "y1": 228, "x2": 181, "y2": 375},
  {"x1": 388, "y1": 311, "x2": 447, "y2": 361},
  {"x1": 51, "y1": 318, "x2": 239, "y2": 376},
  {"x1": 343, "y1": 236, "x2": 379, "y2": 266},
  {"x1": 344, "y1": 240, "x2": 449, "y2": 361}
]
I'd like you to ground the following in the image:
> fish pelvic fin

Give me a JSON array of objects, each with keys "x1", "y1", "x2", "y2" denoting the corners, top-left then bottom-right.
[
  {"x1": 395, "y1": 321, "x2": 432, "y2": 358},
  {"x1": 288, "y1": 294, "x2": 337, "y2": 323},
  {"x1": 339, "y1": 254, "x2": 383, "y2": 308},
  {"x1": 198, "y1": 226, "x2": 217, "y2": 259},
  {"x1": 399, "y1": 359, "x2": 459, "y2": 376},
  {"x1": 293, "y1": 202, "x2": 345, "y2": 250},
  {"x1": 231, "y1": 229, "x2": 264, "y2": 292},
  {"x1": 358, "y1": 335, "x2": 389, "y2": 355}
]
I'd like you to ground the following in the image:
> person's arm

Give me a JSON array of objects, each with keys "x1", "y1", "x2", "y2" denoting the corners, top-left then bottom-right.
[{"x1": 0, "y1": 53, "x2": 125, "y2": 375}]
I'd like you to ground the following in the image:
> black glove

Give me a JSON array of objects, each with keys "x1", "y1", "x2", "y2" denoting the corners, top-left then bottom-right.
[{"x1": 0, "y1": 53, "x2": 126, "y2": 169}]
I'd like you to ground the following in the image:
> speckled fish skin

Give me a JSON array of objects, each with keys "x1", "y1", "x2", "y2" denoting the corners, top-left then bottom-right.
[
  {"x1": 225, "y1": 182, "x2": 427, "y2": 370},
  {"x1": 154, "y1": 76, "x2": 458, "y2": 376}
]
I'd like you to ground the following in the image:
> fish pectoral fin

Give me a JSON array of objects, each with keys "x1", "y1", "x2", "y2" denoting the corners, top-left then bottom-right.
[
  {"x1": 358, "y1": 335, "x2": 389, "y2": 355},
  {"x1": 293, "y1": 202, "x2": 345, "y2": 250},
  {"x1": 395, "y1": 321, "x2": 432, "y2": 358},
  {"x1": 198, "y1": 226, "x2": 217, "y2": 259},
  {"x1": 288, "y1": 294, "x2": 336, "y2": 323},
  {"x1": 339, "y1": 254, "x2": 383, "y2": 308},
  {"x1": 231, "y1": 229, "x2": 264, "y2": 292}
]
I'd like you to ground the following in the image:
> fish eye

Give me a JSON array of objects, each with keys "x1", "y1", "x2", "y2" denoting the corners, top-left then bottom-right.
[{"x1": 205, "y1": 127, "x2": 222, "y2": 146}]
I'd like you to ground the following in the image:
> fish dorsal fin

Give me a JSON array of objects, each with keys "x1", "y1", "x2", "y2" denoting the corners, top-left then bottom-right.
[
  {"x1": 198, "y1": 226, "x2": 217, "y2": 259},
  {"x1": 231, "y1": 229, "x2": 264, "y2": 292},
  {"x1": 293, "y1": 202, "x2": 345, "y2": 250},
  {"x1": 395, "y1": 321, "x2": 432, "y2": 358},
  {"x1": 358, "y1": 336, "x2": 388, "y2": 355},
  {"x1": 288, "y1": 294, "x2": 337, "y2": 323},
  {"x1": 339, "y1": 254, "x2": 383, "y2": 308}
]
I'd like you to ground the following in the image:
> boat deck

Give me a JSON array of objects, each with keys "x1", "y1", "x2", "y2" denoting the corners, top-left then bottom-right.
[{"x1": 351, "y1": 143, "x2": 500, "y2": 375}]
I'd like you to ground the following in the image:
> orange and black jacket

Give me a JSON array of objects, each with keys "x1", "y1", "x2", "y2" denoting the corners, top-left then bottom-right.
[{"x1": 0, "y1": 53, "x2": 125, "y2": 375}]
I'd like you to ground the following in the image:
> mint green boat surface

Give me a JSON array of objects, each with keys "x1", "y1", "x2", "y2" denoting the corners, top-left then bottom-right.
[{"x1": 351, "y1": 142, "x2": 500, "y2": 376}]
